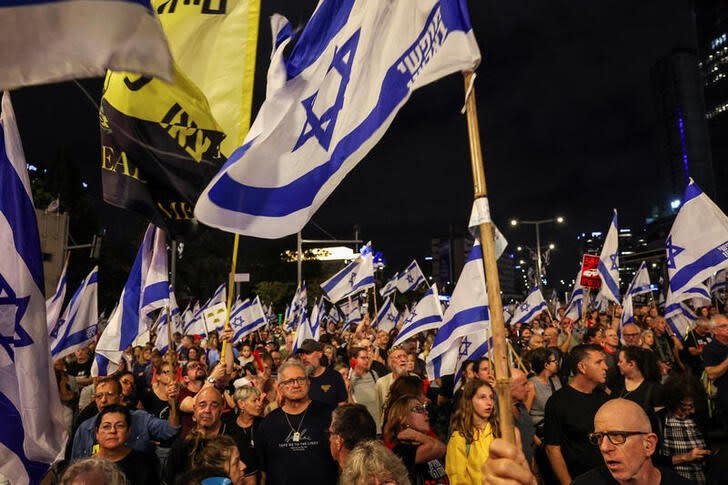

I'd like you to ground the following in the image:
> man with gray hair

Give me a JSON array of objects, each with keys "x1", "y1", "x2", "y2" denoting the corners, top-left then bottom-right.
[
  {"x1": 704, "y1": 313, "x2": 728, "y2": 426},
  {"x1": 328, "y1": 404, "x2": 376, "y2": 468},
  {"x1": 681, "y1": 317, "x2": 712, "y2": 377},
  {"x1": 255, "y1": 360, "x2": 338, "y2": 485}
]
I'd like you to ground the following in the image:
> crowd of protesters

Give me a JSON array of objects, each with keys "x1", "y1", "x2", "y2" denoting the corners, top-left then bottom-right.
[{"x1": 48, "y1": 297, "x2": 728, "y2": 485}]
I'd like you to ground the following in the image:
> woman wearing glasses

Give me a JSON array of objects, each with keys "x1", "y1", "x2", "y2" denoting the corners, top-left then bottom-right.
[
  {"x1": 446, "y1": 379, "x2": 499, "y2": 485},
  {"x1": 93, "y1": 404, "x2": 158, "y2": 485},
  {"x1": 383, "y1": 394, "x2": 448, "y2": 484}
]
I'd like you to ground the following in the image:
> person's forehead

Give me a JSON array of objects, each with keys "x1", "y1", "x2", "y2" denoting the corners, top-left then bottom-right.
[
  {"x1": 96, "y1": 381, "x2": 116, "y2": 392},
  {"x1": 101, "y1": 412, "x2": 126, "y2": 423},
  {"x1": 196, "y1": 390, "x2": 223, "y2": 405},
  {"x1": 280, "y1": 366, "x2": 306, "y2": 379}
]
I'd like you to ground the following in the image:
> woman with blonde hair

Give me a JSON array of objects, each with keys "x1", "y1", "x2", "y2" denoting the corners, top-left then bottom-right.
[
  {"x1": 339, "y1": 440, "x2": 412, "y2": 485},
  {"x1": 446, "y1": 378, "x2": 499, "y2": 485},
  {"x1": 226, "y1": 385, "x2": 264, "y2": 484},
  {"x1": 383, "y1": 394, "x2": 448, "y2": 484},
  {"x1": 641, "y1": 329, "x2": 655, "y2": 350}
]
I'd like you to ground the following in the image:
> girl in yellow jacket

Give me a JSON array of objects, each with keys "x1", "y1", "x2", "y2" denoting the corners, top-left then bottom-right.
[{"x1": 446, "y1": 379, "x2": 499, "y2": 485}]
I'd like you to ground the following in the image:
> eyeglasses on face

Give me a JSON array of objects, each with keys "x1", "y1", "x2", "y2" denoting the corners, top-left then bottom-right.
[
  {"x1": 94, "y1": 391, "x2": 118, "y2": 400},
  {"x1": 280, "y1": 376, "x2": 308, "y2": 387},
  {"x1": 409, "y1": 404, "x2": 427, "y2": 415},
  {"x1": 99, "y1": 422, "x2": 128, "y2": 432},
  {"x1": 588, "y1": 430, "x2": 648, "y2": 446},
  {"x1": 622, "y1": 332, "x2": 641, "y2": 337}
]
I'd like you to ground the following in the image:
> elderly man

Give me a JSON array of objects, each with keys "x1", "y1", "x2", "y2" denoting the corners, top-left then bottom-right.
[
  {"x1": 256, "y1": 360, "x2": 338, "y2": 485},
  {"x1": 511, "y1": 368, "x2": 536, "y2": 467},
  {"x1": 621, "y1": 323, "x2": 643, "y2": 347},
  {"x1": 71, "y1": 377, "x2": 179, "y2": 459},
  {"x1": 572, "y1": 399, "x2": 691, "y2": 484},
  {"x1": 375, "y1": 345, "x2": 409, "y2": 416},
  {"x1": 682, "y1": 317, "x2": 713, "y2": 377},
  {"x1": 328, "y1": 404, "x2": 377, "y2": 468},
  {"x1": 704, "y1": 314, "x2": 728, "y2": 426}
]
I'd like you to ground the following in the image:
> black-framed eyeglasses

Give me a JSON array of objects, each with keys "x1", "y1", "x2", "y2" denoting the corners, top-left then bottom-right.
[{"x1": 588, "y1": 431, "x2": 648, "y2": 446}]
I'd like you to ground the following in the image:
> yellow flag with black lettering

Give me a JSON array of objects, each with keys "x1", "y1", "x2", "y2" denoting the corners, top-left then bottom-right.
[
  {"x1": 100, "y1": 65, "x2": 226, "y2": 239},
  {"x1": 153, "y1": 0, "x2": 260, "y2": 156}
]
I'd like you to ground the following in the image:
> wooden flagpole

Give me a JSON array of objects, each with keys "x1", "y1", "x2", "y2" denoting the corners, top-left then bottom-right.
[
  {"x1": 220, "y1": 234, "x2": 240, "y2": 361},
  {"x1": 463, "y1": 71, "x2": 515, "y2": 444},
  {"x1": 165, "y1": 305, "x2": 178, "y2": 423}
]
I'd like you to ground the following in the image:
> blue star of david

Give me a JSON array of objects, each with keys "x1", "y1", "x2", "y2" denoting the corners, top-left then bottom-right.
[
  {"x1": 520, "y1": 302, "x2": 530, "y2": 312},
  {"x1": 293, "y1": 29, "x2": 361, "y2": 152},
  {"x1": 386, "y1": 312, "x2": 397, "y2": 322},
  {"x1": 406, "y1": 310, "x2": 417, "y2": 324},
  {"x1": 0, "y1": 274, "x2": 34, "y2": 362},
  {"x1": 406, "y1": 275, "x2": 414, "y2": 284},
  {"x1": 609, "y1": 252, "x2": 619, "y2": 271},
  {"x1": 348, "y1": 272, "x2": 357, "y2": 286},
  {"x1": 459, "y1": 336, "x2": 472, "y2": 357},
  {"x1": 665, "y1": 236, "x2": 685, "y2": 269}
]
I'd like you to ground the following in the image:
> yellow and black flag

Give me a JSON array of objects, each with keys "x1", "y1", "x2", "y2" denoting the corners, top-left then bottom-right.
[{"x1": 100, "y1": 66, "x2": 226, "y2": 239}]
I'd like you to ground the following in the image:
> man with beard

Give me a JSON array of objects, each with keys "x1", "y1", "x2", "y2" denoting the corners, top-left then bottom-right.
[
  {"x1": 296, "y1": 339, "x2": 347, "y2": 408},
  {"x1": 375, "y1": 345, "x2": 410, "y2": 418},
  {"x1": 256, "y1": 361, "x2": 338, "y2": 485}
]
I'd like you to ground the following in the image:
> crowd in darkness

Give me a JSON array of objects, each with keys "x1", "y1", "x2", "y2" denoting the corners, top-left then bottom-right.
[{"x1": 49, "y1": 299, "x2": 728, "y2": 485}]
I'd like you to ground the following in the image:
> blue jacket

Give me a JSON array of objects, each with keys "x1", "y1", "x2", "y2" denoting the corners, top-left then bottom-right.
[{"x1": 71, "y1": 409, "x2": 180, "y2": 459}]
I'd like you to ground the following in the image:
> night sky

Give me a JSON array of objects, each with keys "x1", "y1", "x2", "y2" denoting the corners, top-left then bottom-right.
[{"x1": 9, "y1": 0, "x2": 698, "y2": 295}]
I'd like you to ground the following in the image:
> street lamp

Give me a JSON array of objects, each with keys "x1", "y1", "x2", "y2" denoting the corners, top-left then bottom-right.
[{"x1": 508, "y1": 216, "x2": 565, "y2": 286}]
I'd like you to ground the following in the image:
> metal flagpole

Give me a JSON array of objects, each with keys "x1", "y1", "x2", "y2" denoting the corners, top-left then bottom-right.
[
  {"x1": 463, "y1": 71, "x2": 515, "y2": 443},
  {"x1": 221, "y1": 234, "x2": 240, "y2": 361}
]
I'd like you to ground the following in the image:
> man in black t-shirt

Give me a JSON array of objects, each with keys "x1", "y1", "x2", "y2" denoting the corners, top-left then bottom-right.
[
  {"x1": 681, "y1": 318, "x2": 713, "y2": 377},
  {"x1": 256, "y1": 360, "x2": 338, "y2": 485},
  {"x1": 297, "y1": 339, "x2": 347, "y2": 408},
  {"x1": 67, "y1": 347, "x2": 94, "y2": 388},
  {"x1": 544, "y1": 344, "x2": 609, "y2": 484},
  {"x1": 704, "y1": 314, "x2": 728, "y2": 426}
]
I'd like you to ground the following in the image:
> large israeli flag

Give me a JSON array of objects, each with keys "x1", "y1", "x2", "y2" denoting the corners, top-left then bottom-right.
[
  {"x1": 396, "y1": 260, "x2": 426, "y2": 293},
  {"x1": 597, "y1": 210, "x2": 621, "y2": 303},
  {"x1": 426, "y1": 240, "x2": 489, "y2": 380},
  {"x1": 94, "y1": 224, "x2": 169, "y2": 376},
  {"x1": 231, "y1": 296, "x2": 267, "y2": 343},
  {"x1": 0, "y1": 92, "x2": 67, "y2": 484},
  {"x1": 46, "y1": 255, "x2": 69, "y2": 334},
  {"x1": 379, "y1": 272, "x2": 399, "y2": 298},
  {"x1": 375, "y1": 297, "x2": 400, "y2": 333},
  {"x1": 666, "y1": 179, "x2": 728, "y2": 309},
  {"x1": 511, "y1": 286, "x2": 547, "y2": 325},
  {"x1": 563, "y1": 268, "x2": 584, "y2": 322},
  {"x1": 50, "y1": 266, "x2": 98, "y2": 359},
  {"x1": 195, "y1": 0, "x2": 481, "y2": 237},
  {"x1": 393, "y1": 285, "x2": 444, "y2": 345},
  {"x1": 321, "y1": 248, "x2": 375, "y2": 302},
  {"x1": 0, "y1": 0, "x2": 172, "y2": 91}
]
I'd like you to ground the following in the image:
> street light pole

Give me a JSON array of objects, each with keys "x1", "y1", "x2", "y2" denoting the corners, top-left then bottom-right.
[{"x1": 535, "y1": 223, "x2": 542, "y2": 285}]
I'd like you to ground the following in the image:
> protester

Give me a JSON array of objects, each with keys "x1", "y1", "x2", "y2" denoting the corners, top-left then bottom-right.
[
  {"x1": 138, "y1": 360, "x2": 177, "y2": 468},
  {"x1": 226, "y1": 385, "x2": 264, "y2": 484},
  {"x1": 190, "y1": 435, "x2": 246, "y2": 485},
  {"x1": 59, "y1": 457, "x2": 129, "y2": 485},
  {"x1": 621, "y1": 323, "x2": 643, "y2": 347},
  {"x1": 510, "y1": 368, "x2": 536, "y2": 467},
  {"x1": 255, "y1": 360, "x2": 338, "y2": 484},
  {"x1": 446, "y1": 378, "x2": 498, "y2": 485},
  {"x1": 572, "y1": 398, "x2": 691, "y2": 484},
  {"x1": 328, "y1": 404, "x2": 377, "y2": 468},
  {"x1": 384, "y1": 394, "x2": 448, "y2": 484},
  {"x1": 681, "y1": 317, "x2": 712, "y2": 377},
  {"x1": 296, "y1": 339, "x2": 348, "y2": 408},
  {"x1": 482, "y1": 436, "x2": 537, "y2": 485},
  {"x1": 544, "y1": 343, "x2": 609, "y2": 484},
  {"x1": 349, "y1": 346, "x2": 381, "y2": 430},
  {"x1": 474, "y1": 356, "x2": 496, "y2": 387},
  {"x1": 613, "y1": 346, "x2": 663, "y2": 413},
  {"x1": 703, "y1": 313, "x2": 728, "y2": 425},
  {"x1": 376, "y1": 345, "x2": 410, "y2": 418},
  {"x1": 339, "y1": 440, "x2": 412, "y2": 485},
  {"x1": 91, "y1": 404, "x2": 158, "y2": 485}
]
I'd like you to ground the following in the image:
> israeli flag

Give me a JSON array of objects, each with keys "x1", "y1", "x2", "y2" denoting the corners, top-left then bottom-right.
[
  {"x1": 396, "y1": 260, "x2": 426, "y2": 293},
  {"x1": 94, "y1": 224, "x2": 168, "y2": 376},
  {"x1": 709, "y1": 269, "x2": 726, "y2": 295},
  {"x1": 379, "y1": 272, "x2": 399, "y2": 298},
  {"x1": 685, "y1": 283, "x2": 712, "y2": 308},
  {"x1": 426, "y1": 240, "x2": 489, "y2": 380},
  {"x1": 0, "y1": 92, "x2": 67, "y2": 483},
  {"x1": 0, "y1": 0, "x2": 172, "y2": 91},
  {"x1": 46, "y1": 255, "x2": 69, "y2": 334},
  {"x1": 309, "y1": 298, "x2": 324, "y2": 341},
  {"x1": 591, "y1": 291, "x2": 610, "y2": 312},
  {"x1": 195, "y1": 0, "x2": 481, "y2": 237},
  {"x1": 341, "y1": 300, "x2": 362, "y2": 334},
  {"x1": 620, "y1": 294, "x2": 635, "y2": 328},
  {"x1": 468, "y1": 200, "x2": 508, "y2": 259},
  {"x1": 563, "y1": 268, "x2": 584, "y2": 322},
  {"x1": 510, "y1": 286, "x2": 547, "y2": 325},
  {"x1": 154, "y1": 287, "x2": 181, "y2": 355},
  {"x1": 628, "y1": 261, "x2": 652, "y2": 296},
  {"x1": 375, "y1": 297, "x2": 400, "y2": 333},
  {"x1": 597, "y1": 210, "x2": 621, "y2": 303},
  {"x1": 321, "y1": 248, "x2": 375, "y2": 302},
  {"x1": 665, "y1": 299, "x2": 699, "y2": 338},
  {"x1": 230, "y1": 296, "x2": 267, "y2": 343},
  {"x1": 666, "y1": 179, "x2": 728, "y2": 310},
  {"x1": 328, "y1": 305, "x2": 342, "y2": 325},
  {"x1": 50, "y1": 266, "x2": 98, "y2": 359},
  {"x1": 185, "y1": 284, "x2": 226, "y2": 334},
  {"x1": 393, "y1": 285, "x2": 444, "y2": 345}
]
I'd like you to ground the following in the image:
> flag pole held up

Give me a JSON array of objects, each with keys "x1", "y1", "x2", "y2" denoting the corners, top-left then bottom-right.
[
  {"x1": 462, "y1": 71, "x2": 515, "y2": 444},
  {"x1": 221, "y1": 234, "x2": 240, "y2": 361}
]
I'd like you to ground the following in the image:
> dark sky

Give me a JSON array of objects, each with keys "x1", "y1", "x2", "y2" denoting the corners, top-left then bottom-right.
[{"x1": 10, "y1": 0, "x2": 699, "y2": 295}]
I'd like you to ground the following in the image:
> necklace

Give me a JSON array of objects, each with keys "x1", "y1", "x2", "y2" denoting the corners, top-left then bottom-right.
[
  {"x1": 283, "y1": 404, "x2": 310, "y2": 442},
  {"x1": 238, "y1": 415, "x2": 255, "y2": 447}
]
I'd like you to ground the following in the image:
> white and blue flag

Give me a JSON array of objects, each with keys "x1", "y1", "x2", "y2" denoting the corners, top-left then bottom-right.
[
  {"x1": 628, "y1": 261, "x2": 652, "y2": 296},
  {"x1": 511, "y1": 286, "x2": 547, "y2": 325},
  {"x1": 195, "y1": 0, "x2": 481, "y2": 237},
  {"x1": 185, "y1": 284, "x2": 226, "y2": 335},
  {"x1": 341, "y1": 300, "x2": 362, "y2": 334},
  {"x1": 426, "y1": 240, "x2": 489, "y2": 380},
  {"x1": 666, "y1": 179, "x2": 728, "y2": 310},
  {"x1": 50, "y1": 266, "x2": 98, "y2": 359},
  {"x1": 0, "y1": 0, "x2": 172, "y2": 91},
  {"x1": 393, "y1": 285, "x2": 444, "y2": 345},
  {"x1": 563, "y1": 268, "x2": 584, "y2": 323},
  {"x1": 231, "y1": 296, "x2": 267, "y2": 343},
  {"x1": 709, "y1": 269, "x2": 726, "y2": 296},
  {"x1": 598, "y1": 210, "x2": 621, "y2": 304},
  {"x1": 0, "y1": 92, "x2": 67, "y2": 484},
  {"x1": 46, "y1": 255, "x2": 69, "y2": 334},
  {"x1": 309, "y1": 298, "x2": 324, "y2": 341},
  {"x1": 321, "y1": 248, "x2": 375, "y2": 302},
  {"x1": 379, "y1": 272, "x2": 399, "y2": 298},
  {"x1": 665, "y1": 299, "x2": 699, "y2": 338},
  {"x1": 396, "y1": 260, "x2": 426, "y2": 293},
  {"x1": 375, "y1": 297, "x2": 400, "y2": 333},
  {"x1": 154, "y1": 287, "x2": 181, "y2": 355},
  {"x1": 94, "y1": 224, "x2": 169, "y2": 375}
]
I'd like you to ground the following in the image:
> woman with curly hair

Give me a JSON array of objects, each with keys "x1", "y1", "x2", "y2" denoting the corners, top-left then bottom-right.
[
  {"x1": 383, "y1": 394, "x2": 448, "y2": 484},
  {"x1": 191, "y1": 434, "x2": 247, "y2": 485},
  {"x1": 446, "y1": 379, "x2": 499, "y2": 485}
]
